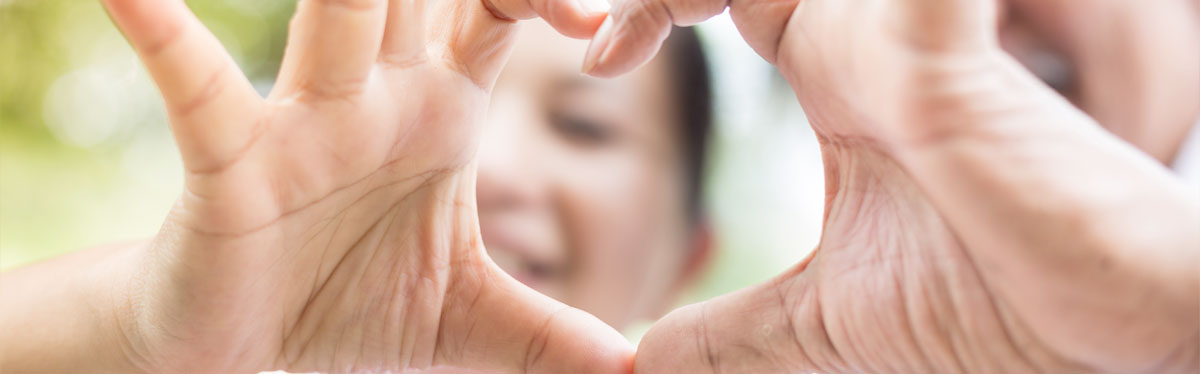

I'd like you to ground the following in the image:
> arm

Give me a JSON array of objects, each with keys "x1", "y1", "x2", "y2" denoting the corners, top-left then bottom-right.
[{"x1": 0, "y1": 242, "x2": 144, "y2": 373}]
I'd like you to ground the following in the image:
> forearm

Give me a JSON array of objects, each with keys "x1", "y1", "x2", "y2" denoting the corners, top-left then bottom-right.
[
  {"x1": 891, "y1": 54, "x2": 1200, "y2": 368},
  {"x1": 0, "y1": 241, "x2": 148, "y2": 373}
]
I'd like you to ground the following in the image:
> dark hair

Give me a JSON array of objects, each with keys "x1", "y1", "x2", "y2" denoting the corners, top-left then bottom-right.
[{"x1": 661, "y1": 27, "x2": 712, "y2": 223}]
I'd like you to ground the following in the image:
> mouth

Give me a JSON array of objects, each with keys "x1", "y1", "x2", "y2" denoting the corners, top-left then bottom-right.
[{"x1": 479, "y1": 225, "x2": 564, "y2": 289}]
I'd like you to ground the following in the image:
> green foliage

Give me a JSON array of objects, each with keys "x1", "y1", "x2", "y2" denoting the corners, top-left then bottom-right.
[{"x1": 0, "y1": 0, "x2": 295, "y2": 269}]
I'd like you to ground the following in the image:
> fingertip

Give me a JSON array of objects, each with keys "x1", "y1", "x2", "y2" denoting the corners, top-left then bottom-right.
[
  {"x1": 527, "y1": 0, "x2": 607, "y2": 39},
  {"x1": 582, "y1": 57, "x2": 633, "y2": 78},
  {"x1": 582, "y1": 27, "x2": 670, "y2": 78},
  {"x1": 581, "y1": 15, "x2": 614, "y2": 74},
  {"x1": 633, "y1": 303, "x2": 709, "y2": 374},
  {"x1": 579, "y1": 4, "x2": 672, "y2": 77},
  {"x1": 577, "y1": 0, "x2": 612, "y2": 15},
  {"x1": 441, "y1": 269, "x2": 634, "y2": 374},
  {"x1": 548, "y1": 9, "x2": 608, "y2": 39},
  {"x1": 101, "y1": 0, "x2": 190, "y2": 54},
  {"x1": 99, "y1": 0, "x2": 137, "y2": 19},
  {"x1": 543, "y1": 307, "x2": 636, "y2": 373}
]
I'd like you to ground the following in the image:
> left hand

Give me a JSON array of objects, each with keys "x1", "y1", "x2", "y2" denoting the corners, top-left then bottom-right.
[{"x1": 0, "y1": 0, "x2": 633, "y2": 373}]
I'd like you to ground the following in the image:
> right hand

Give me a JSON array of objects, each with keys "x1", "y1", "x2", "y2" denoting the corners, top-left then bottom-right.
[
  {"x1": 96, "y1": 0, "x2": 632, "y2": 372},
  {"x1": 586, "y1": 0, "x2": 1200, "y2": 373}
]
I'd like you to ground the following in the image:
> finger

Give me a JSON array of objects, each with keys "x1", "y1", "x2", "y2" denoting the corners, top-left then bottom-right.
[
  {"x1": 101, "y1": 0, "x2": 262, "y2": 171},
  {"x1": 486, "y1": 0, "x2": 609, "y2": 38},
  {"x1": 436, "y1": 265, "x2": 634, "y2": 373},
  {"x1": 380, "y1": 0, "x2": 428, "y2": 66},
  {"x1": 579, "y1": 0, "x2": 732, "y2": 77},
  {"x1": 275, "y1": 0, "x2": 389, "y2": 99},
  {"x1": 1003, "y1": 0, "x2": 1072, "y2": 36},
  {"x1": 902, "y1": 0, "x2": 1000, "y2": 53},
  {"x1": 634, "y1": 272, "x2": 840, "y2": 374},
  {"x1": 426, "y1": 0, "x2": 606, "y2": 87}
]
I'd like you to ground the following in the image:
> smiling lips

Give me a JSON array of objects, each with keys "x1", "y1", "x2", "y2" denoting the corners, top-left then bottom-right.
[{"x1": 479, "y1": 220, "x2": 566, "y2": 289}]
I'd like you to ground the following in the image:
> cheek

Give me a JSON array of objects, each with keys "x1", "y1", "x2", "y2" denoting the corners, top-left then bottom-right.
[{"x1": 552, "y1": 153, "x2": 688, "y2": 326}]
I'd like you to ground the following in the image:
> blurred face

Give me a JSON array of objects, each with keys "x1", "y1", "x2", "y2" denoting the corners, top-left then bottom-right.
[
  {"x1": 998, "y1": 0, "x2": 1200, "y2": 163},
  {"x1": 477, "y1": 21, "x2": 703, "y2": 329}
]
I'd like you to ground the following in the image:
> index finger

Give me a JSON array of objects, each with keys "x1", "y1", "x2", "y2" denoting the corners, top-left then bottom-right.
[
  {"x1": 427, "y1": 0, "x2": 608, "y2": 87},
  {"x1": 580, "y1": 0, "x2": 729, "y2": 77},
  {"x1": 486, "y1": 0, "x2": 610, "y2": 38},
  {"x1": 102, "y1": 0, "x2": 263, "y2": 172}
]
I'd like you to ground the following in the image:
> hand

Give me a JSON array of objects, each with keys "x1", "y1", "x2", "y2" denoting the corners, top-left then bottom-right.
[
  {"x1": 86, "y1": 0, "x2": 630, "y2": 372},
  {"x1": 586, "y1": 0, "x2": 1200, "y2": 372},
  {"x1": 999, "y1": 0, "x2": 1200, "y2": 163}
]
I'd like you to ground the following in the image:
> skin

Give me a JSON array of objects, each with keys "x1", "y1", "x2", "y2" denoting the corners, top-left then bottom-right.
[
  {"x1": 0, "y1": 0, "x2": 642, "y2": 372},
  {"x1": 2, "y1": 0, "x2": 1196, "y2": 373},
  {"x1": 582, "y1": 0, "x2": 1200, "y2": 372},
  {"x1": 482, "y1": 21, "x2": 708, "y2": 330},
  {"x1": 998, "y1": 0, "x2": 1200, "y2": 164}
]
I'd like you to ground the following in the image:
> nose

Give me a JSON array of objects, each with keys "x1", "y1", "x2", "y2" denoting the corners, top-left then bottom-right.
[{"x1": 477, "y1": 93, "x2": 546, "y2": 212}]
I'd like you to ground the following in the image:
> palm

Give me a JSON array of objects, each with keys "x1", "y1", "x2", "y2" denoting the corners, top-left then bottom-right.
[
  {"x1": 798, "y1": 149, "x2": 1062, "y2": 372},
  {"x1": 629, "y1": 0, "x2": 1198, "y2": 372},
  {"x1": 105, "y1": 0, "x2": 632, "y2": 373},
  {"x1": 181, "y1": 66, "x2": 482, "y2": 241},
  {"x1": 167, "y1": 64, "x2": 486, "y2": 373},
  {"x1": 784, "y1": 2, "x2": 1194, "y2": 370},
  {"x1": 712, "y1": 2, "x2": 1068, "y2": 368}
]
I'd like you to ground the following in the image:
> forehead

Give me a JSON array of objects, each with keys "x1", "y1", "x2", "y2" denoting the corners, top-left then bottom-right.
[
  {"x1": 500, "y1": 20, "x2": 681, "y2": 145},
  {"x1": 504, "y1": 20, "x2": 674, "y2": 98}
]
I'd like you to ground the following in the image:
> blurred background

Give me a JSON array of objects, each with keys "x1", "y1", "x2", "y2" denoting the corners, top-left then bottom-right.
[{"x1": 0, "y1": 0, "x2": 825, "y2": 337}]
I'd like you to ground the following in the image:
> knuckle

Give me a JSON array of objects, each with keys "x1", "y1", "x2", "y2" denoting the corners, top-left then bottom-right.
[{"x1": 172, "y1": 64, "x2": 232, "y2": 117}]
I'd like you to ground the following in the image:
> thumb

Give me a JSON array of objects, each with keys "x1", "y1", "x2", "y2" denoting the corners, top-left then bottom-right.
[
  {"x1": 902, "y1": 0, "x2": 1000, "y2": 53},
  {"x1": 580, "y1": 0, "x2": 734, "y2": 78},
  {"x1": 426, "y1": 0, "x2": 606, "y2": 88},
  {"x1": 436, "y1": 265, "x2": 634, "y2": 374},
  {"x1": 635, "y1": 271, "x2": 840, "y2": 373}
]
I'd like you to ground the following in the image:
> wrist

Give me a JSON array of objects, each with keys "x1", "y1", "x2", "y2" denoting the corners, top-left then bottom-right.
[
  {"x1": 105, "y1": 242, "x2": 157, "y2": 373},
  {"x1": 80, "y1": 241, "x2": 156, "y2": 373},
  {"x1": 0, "y1": 241, "x2": 153, "y2": 373}
]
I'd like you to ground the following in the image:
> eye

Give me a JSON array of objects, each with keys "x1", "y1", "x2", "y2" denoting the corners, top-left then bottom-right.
[{"x1": 550, "y1": 111, "x2": 615, "y2": 147}]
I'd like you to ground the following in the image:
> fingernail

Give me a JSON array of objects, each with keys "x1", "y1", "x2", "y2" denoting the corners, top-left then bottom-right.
[
  {"x1": 582, "y1": 16, "x2": 614, "y2": 74},
  {"x1": 577, "y1": 0, "x2": 610, "y2": 15}
]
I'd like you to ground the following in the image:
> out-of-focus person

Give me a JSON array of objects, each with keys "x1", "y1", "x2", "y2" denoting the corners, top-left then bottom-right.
[
  {"x1": 271, "y1": 20, "x2": 717, "y2": 374},
  {"x1": 478, "y1": 20, "x2": 714, "y2": 330}
]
